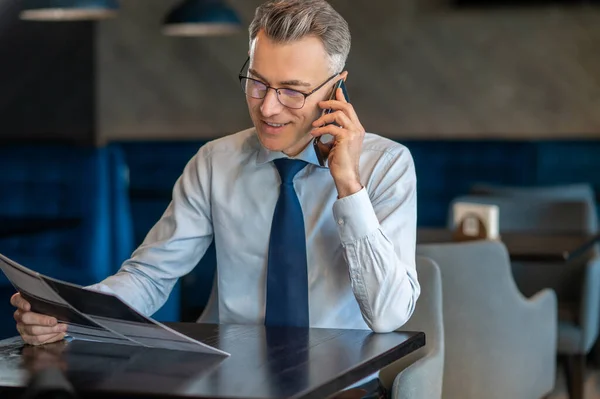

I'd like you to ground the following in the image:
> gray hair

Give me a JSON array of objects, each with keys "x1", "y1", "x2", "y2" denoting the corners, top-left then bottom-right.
[{"x1": 248, "y1": 0, "x2": 351, "y2": 74}]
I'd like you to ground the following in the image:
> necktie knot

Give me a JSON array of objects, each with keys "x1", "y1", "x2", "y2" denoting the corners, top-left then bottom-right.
[{"x1": 274, "y1": 158, "x2": 307, "y2": 185}]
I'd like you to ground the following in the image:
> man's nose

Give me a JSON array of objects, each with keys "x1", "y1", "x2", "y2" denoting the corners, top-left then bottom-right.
[{"x1": 260, "y1": 89, "x2": 284, "y2": 117}]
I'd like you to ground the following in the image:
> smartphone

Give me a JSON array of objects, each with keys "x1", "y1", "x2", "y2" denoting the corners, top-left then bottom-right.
[{"x1": 313, "y1": 79, "x2": 350, "y2": 167}]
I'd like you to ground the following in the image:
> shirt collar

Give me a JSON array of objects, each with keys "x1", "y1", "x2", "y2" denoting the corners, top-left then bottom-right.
[{"x1": 254, "y1": 131, "x2": 325, "y2": 168}]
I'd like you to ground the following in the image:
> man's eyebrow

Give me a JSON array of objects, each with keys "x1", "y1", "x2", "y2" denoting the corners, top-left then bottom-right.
[{"x1": 248, "y1": 68, "x2": 312, "y2": 88}]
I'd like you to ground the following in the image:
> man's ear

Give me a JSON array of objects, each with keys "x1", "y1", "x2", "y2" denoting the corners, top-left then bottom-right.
[{"x1": 340, "y1": 71, "x2": 349, "y2": 81}]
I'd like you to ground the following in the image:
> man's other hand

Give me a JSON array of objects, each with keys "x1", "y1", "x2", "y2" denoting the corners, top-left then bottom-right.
[{"x1": 11, "y1": 293, "x2": 67, "y2": 345}]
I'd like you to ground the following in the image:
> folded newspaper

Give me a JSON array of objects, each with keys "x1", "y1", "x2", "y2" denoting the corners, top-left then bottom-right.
[{"x1": 0, "y1": 253, "x2": 229, "y2": 356}]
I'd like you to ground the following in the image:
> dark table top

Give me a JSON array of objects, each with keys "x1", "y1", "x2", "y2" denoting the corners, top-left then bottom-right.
[
  {"x1": 0, "y1": 323, "x2": 425, "y2": 399},
  {"x1": 0, "y1": 217, "x2": 80, "y2": 239},
  {"x1": 417, "y1": 227, "x2": 593, "y2": 262}
]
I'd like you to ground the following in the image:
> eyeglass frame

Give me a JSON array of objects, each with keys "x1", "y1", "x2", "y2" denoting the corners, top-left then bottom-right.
[{"x1": 238, "y1": 56, "x2": 341, "y2": 109}]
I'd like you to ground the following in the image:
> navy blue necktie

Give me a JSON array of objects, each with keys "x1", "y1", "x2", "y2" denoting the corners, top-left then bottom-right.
[{"x1": 265, "y1": 158, "x2": 309, "y2": 327}]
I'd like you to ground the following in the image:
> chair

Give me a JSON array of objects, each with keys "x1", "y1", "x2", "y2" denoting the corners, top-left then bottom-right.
[
  {"x1": 417, "y1": 241, "x2": 557, "y2": 399},
  {"x1": 449, "y1": 195, "x2": 600, "y2": 399},
  {"x1": 196, "y1": 271, "x2": 219, "y2": 324},
  {"x1": 470, "y1": 182, "x2": 596, "y2": 201},
  {"x1": 470, "y1": 183, "x2": 600, "y2": 368},
  {"x1": 379, "y1": 256, "x2": 444, "y2": 399},
  {"x1": 448, "y1": 195, "x2": 596, "y2": 234}
]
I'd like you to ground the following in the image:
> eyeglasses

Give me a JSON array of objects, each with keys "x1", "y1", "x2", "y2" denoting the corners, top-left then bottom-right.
[{"x1": 238, "y1": 57, "x2": 339, "y2": 110}]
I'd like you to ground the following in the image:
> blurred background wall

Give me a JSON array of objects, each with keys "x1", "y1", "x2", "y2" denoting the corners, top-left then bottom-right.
[
  {"x1": 97, "y1": 0, "x2": 600, "y2": 141},
  {"x1": 2, "y1": 0, "x2": 599, "y2": 144},
  {"x1": 0, "y1": 2, "x2": 95, "y2": 144}
]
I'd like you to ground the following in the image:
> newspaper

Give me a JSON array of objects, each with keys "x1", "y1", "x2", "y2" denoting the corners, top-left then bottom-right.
[{"x1": 0, "y1": 253, "x2": 229, "y2": 356}]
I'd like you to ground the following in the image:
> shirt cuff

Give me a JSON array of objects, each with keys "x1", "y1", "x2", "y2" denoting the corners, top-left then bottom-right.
[{"x1": 332, "y1": 187, "x2": 380, "y2": 244}]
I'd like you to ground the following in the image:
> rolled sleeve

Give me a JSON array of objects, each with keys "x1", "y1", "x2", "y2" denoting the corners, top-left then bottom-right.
[{"x1": 332, "y1": 188, "x2": 380, "y2": 245}]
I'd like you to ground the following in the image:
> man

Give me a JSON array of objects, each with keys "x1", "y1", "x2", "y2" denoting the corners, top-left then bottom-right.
[{"x1": 11, "y1": 0, "x2": 420, "y2": 395}]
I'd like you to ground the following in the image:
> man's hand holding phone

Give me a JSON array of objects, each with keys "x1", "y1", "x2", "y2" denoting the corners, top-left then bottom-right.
[{"x1": 311, "y1": 80, "x2": 366, "y2": 199}]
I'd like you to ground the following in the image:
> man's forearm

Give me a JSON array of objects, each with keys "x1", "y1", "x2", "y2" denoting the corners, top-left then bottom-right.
[{"x1": 332, "y1": 188, "x2": 419, "y2": 333}]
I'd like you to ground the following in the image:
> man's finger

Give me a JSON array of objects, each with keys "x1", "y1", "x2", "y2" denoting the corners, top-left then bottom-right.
[
  {"x1": 335, "y1": 89, "x2": 363, "y2": 127},
  {"x1": 20, "y1": 312, "x2": 58, "y2": 327},
  {"x1": 312, "y1": 110, "x2": 353, "y2": 132},
  {"x1": 336, "y1": 86, "x2": 348, "y2": 103},
  {"x1": 10, "y1": 293, "x2": 30, "y2": 311},
  {"x1": 310, "y1": 124, "x2": 348, "y2": 139},
  {"x1": 318, "y1": 99, "x2": 352, "y2": 115},
  {"x1": 20, "y1": 323, "x2": 67, "y2": 336},
  {"x1": 10, "y1": 293, "x2": 20, "y2": 307},
  {"x1": 317, "y1": 99, "x2": 363, "y2": 130}
]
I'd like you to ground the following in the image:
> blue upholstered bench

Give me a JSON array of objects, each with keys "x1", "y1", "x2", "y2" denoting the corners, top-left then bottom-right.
[{"x1": 0, "y1": 144, "x2": 134, "y2": 338}]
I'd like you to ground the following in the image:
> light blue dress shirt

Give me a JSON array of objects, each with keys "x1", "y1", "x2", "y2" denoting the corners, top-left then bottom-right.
[{"x1": 90, "y1": 127, "x2": 420, "y2": 333}]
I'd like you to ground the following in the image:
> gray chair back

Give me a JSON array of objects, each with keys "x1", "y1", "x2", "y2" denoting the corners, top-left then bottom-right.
[
  {"x1": 469, "y1": 183, "x2": 598, "y2": 232},
  {"x1": 197, "y1": 273, "x2": 219, "y2": 324},
  {"x1": 379, "y1": 256, "x2": 444, "y2": 399},
  {"x1": 417, "y1": 241, "x2": 557, "y2": 399},
  {"x1": 471, "y1": 182, "x2": 595, "y2": 199},
  {"x1": 448, "y1": 195, "x2": 596, "y2": 235},
  {"x1": 448, "y1": 194, "x2": 598, "y2": 344}
]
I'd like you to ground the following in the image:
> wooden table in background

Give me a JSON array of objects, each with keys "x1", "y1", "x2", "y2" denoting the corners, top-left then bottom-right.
[{"x1": 417, "y1": 228, "x2": 591, "y2": 262}]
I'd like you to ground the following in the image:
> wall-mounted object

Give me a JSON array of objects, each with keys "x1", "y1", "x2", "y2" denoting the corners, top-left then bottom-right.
[
  {"x1": 162, "y1": 0, "x2": 242, "y2": 37},
  {"x1": 20, "y1": 0, "x2": 119, "y2": 21}
]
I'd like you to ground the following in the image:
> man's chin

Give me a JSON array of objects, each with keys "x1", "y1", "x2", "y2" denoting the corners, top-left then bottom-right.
[
  {"x1": 254, "y1": 127, "x2": 313, "y2": 155},
  {"x1": 255, "y1": 132, "x2": 288, "y2": 152},
  {"x1": 261, "y1": 142, "x2": 289, "y2": 153}
]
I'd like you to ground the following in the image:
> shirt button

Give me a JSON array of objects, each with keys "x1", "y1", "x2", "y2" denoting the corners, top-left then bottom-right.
[{"x1": 338, "y1": 219, "x2": 344, "y2": 226}]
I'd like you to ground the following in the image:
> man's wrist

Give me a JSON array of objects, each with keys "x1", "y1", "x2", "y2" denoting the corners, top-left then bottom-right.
[
  {"x1": 335, "y1": 177, "x2": 363, "y2": 199},
  {"x1": 332, "y1": 187, "x2": 379, "y2": 244}
]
